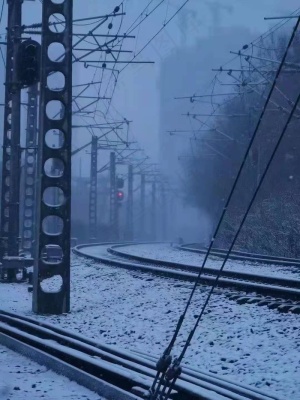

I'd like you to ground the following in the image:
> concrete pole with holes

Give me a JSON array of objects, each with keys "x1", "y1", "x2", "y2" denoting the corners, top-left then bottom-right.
[{"x1": 21, "y1": 84, "x2": 38, "y2": 256}]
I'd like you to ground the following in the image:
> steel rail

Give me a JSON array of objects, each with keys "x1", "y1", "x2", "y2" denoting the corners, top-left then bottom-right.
[
  {"x1": 179, "y1": 244, "x2": 300, "y2": 267},
  {"x1": 107, "y1": 244, "x2": 300, "y2": 289},
  {"x1": 0, "y1": 309, "x2": 282, "y2": 400},
  {"x1": 73, "y1": 244, "x2": 300, "y2": 301}
]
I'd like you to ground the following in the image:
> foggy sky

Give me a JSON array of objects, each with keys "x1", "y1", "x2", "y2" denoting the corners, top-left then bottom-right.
[{"x1": 0, "y1": 0, "x2": 299, "y2": 177}]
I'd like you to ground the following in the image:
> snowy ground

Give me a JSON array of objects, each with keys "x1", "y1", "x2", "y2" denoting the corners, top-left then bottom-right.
[
  {"x1": 115, "y1": 243, "x2": 300, "y2": 279},
  {"x1": 0, "y1": 344, "x2": 104, "y2": 399},
  {"x1": 0, "y1": 246, "x2": 299, "y2": 399}
]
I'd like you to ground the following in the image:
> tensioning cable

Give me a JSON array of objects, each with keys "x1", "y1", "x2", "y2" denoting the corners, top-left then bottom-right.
[
  {"x1": 161, "y1": 79, "x2": 300, "y2": 400},
  {"x1": 148, "y1": 16, "x2": 300, "y2": 400}
]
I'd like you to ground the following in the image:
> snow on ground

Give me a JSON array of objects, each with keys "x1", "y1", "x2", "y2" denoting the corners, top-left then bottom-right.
[
  {"x1": 116, "y1": 243, "x2": 300, "y2": 279},
  {"x1": 0, "y1": 246, "x2": 299, "y2": 400},
  {"x1": 0, "y1": 344, "x2": 104, "y2": 399}
]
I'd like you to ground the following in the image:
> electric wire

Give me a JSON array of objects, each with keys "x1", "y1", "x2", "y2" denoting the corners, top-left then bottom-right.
[
  {"x1": 149, "y1": 15, "x2": 300, "y2": 400},
  {"x1": 186, "y1": 6, "x2": 300, "y2": 105},
  {"x1": 119, "y1": 0, "x2": 190, "y2": 74},
  {"x1": 161, "y1": 46, "x2": 300, "y2": 400}
]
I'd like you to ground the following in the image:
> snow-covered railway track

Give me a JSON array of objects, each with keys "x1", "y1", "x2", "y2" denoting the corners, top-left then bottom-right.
[
  {"x1": 179, "y1": 244, "x2": 300, "y2": 268},
  {"x1": 0, "y1": 309, "x2": 282, "y2": 400},
  {"x1": 74, "y1": 243, "x2": 300, "y2": 303}
]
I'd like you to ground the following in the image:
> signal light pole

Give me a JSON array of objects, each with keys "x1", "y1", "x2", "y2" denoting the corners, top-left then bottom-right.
[
  {"x1": 110, "y1": 152, "x2": 118, "y2": 240},
  {"x1": 0, "y1": 0, "x2": 23, "y2": 260},
  {"x1": 126, "y1": 164, "x2": 133, "y2": 241}
]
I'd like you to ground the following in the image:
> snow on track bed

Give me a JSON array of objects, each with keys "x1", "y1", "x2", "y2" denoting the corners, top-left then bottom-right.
[
  {"x1": 116, "y1": 243, "x2": 300, "y2": 279},
  {"x1": 0, "y1": 343, "x2": 104, "y2": 399},
  {"x1": 0, "y1": 251, "x2": 299, "y2": 399}
]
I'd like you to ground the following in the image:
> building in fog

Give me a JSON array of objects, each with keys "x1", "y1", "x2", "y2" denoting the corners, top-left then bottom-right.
[{"x1": 158, "y1": 26, "x2": 254, "y2": 242}]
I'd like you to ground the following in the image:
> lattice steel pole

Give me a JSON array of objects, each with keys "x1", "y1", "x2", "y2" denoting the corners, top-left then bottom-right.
[
  {"x1": 33, "y1": 0, "x2": 73, "y2": 314},
  {"x1": 151, "y1": 181, "x2": 156, "y2": 240},
  {"x1": 21, "y1": 84, "x2": 38, "y2": 256},
  {"x1": 89, "y1": 136, "x2": 98, "y2": 241},
  {"x1": 109, "y1": 152, "x2": 118, "y2": 240},
  {"x1": 140, "y1": 174, "x2": 145, "y2": 239},
  {"x1": 126, "y1": 164, "x2": 133, "y2": 241},
  {"x1": 0, "y1": 0, "x2": 22, "y2": 259},
  {"x1": 161, "y1": 184, "x2": 167, "y2": 241}
]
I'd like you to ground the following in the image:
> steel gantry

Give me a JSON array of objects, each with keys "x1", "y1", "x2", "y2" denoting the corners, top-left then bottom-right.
[{"x1": 33, "y1": 0, "x2": 73, "y2": 314}]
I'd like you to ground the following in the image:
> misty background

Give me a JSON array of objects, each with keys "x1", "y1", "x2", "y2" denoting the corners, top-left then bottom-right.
[{"x1": 0, "y1": 0, "x2": 299, "y2": 246}]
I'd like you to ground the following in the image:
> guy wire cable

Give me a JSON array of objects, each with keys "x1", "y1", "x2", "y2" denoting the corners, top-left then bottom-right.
[
  {"x1": 148, "y1": 15, "x2": 300, "y2": 400},
  {"x1": 161, "y1": 78, "x2": 300, "y2": 400}
]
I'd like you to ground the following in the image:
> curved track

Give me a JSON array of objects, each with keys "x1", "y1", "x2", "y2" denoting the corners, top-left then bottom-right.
[
  {"x1": 179, "y1": 244, "x2": 300, "y2": 268},
  {"x1": 74, "y1": 243, "x2": 300, "y2": 303},
  {"x1": 0, "y1": 309, "x2": 281, "y2": 400}
]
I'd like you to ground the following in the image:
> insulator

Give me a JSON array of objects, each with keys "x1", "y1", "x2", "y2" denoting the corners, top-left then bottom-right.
[
  {"x1": 156, "y1": 354, "x2": 172, "y2": 373},
  {"x1": 165, "y1": 360, "x2": 182, "y2": 381}
]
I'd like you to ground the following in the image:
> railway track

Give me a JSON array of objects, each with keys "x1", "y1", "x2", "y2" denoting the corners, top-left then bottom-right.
[
  {"x1": 179, "y1": 244, "x2": 300, "y2": 268},
  {"x1": 73, "y1": 243, "x2": 300, "y2": 304},
  {"x1": 0, "y1": 309, "x2": 283, "y2": 400}
]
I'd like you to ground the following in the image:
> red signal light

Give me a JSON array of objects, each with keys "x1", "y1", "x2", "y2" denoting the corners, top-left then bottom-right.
[{"x1": 117, "y1": 190, "x2": 124, "y2": 201}]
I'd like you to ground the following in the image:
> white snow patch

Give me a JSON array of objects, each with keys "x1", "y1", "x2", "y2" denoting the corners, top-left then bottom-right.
[
  {"x1": 0, "y1": 246, "x2": 299, "y2": 399},
  {"x1": 40, "y1": 275, "x2": 63, "y2": 292},
  {"x1": 116, "y1": 243, "x2": 300, "y2": 279},
  {"x1": 0, "y1": 344, "x2": 105, "y2": 399}
]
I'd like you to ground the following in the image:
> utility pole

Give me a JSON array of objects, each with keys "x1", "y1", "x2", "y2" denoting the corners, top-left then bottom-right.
[
  {"x1": 126, "y1": 164, "x2": 133, "y2": 241},
  {"x1": 21, "y1": 84, "x2": 38, "y2": 255},
  {"x1": 33, "y1": 0, "x2": 73, "y2": 314},
  {"x1": 89, "y1": 136, "x2": 98, "y2": 242},
  {"x1": 151, "y1": 181, "x2": 156, "y2": 240},
  {"x1": 161, "y1": 184, "x2": 167, "y2": 241},
  {"x1": 110, "y1": 152, "x2": 118, "y2": 240},
  {"x1": 0, "y1": 0, "x2": 23, "y2": 259},
  {"x1": 140, "y1": 174, "x2": 145, "y2": 239}
]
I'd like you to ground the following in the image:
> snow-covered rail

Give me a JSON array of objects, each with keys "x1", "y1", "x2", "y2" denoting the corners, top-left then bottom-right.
[
  {"x1": 0, "y1": 309, "x2": 282, "y2": 400},
  {"x1": 74, "y1": 243, "x2": 300, "y2": 304},
  {"x1": 179, "y1": 244, "x2": 300, "y2": 268}
]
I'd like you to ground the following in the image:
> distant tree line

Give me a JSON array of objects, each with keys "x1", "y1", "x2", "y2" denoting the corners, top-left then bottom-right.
[{"x1": 182, "y1": 31, "x2": 300, "y2": 257}]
